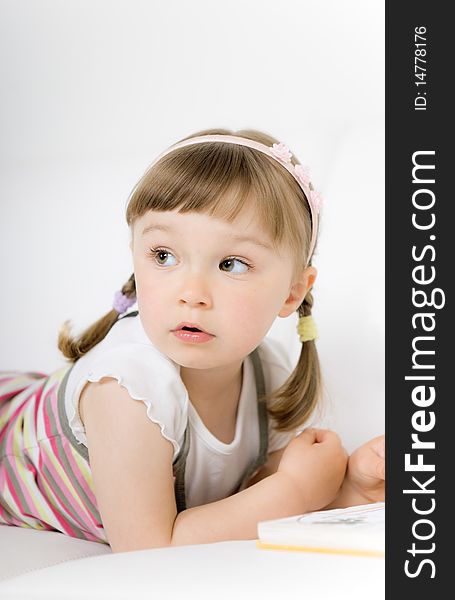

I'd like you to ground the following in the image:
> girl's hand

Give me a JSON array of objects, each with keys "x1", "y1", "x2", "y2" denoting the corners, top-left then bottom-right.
[
  {"x1": 344, "y1": 434, "x2": 385, "y2": 504},
  {"x1": 277, "y1": 428, "x2": 348, "y2": 512}
]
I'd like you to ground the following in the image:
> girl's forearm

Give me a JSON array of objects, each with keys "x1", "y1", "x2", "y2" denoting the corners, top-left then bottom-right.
[
  {"x1": 171, "y1": 472, "x2": 306, "y2": 546},
  {"x1": 321, "y1": 477, "x2": 368, "y2": 510}
]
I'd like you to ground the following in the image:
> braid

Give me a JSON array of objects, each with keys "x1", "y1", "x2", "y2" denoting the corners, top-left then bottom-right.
[
  {"x1": 58, "y1": 273, "x2": 136, "y2": 362},
  {"x1": 298, "y1": 290, "x2": 314, "y2": 319},
  {"x1": 265, "y1": 284, "x2": 321, "y2": 431},
  {"x1": 122, "y1": 273, "x2": 136, "y2": 297}
]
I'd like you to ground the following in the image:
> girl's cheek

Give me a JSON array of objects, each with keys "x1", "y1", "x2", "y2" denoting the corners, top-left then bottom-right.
[{"x1": 229, "y1": 295, "x2": 258, "y2": 324}]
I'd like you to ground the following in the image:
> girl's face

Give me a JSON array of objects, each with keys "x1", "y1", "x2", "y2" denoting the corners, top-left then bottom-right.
[{"x1": 131, "y1": 204, "x2": 316, "y2": 370}]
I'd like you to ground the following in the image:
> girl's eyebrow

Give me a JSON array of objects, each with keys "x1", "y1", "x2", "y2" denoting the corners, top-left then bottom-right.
[
  {"x1": 141, "y1": 223, "x2": 173, "y2": 236},
  {"x1": 230, "y1": 235, "x2": 273, "y2": 251},
  {"x1": 141, "y1": 223, "x2": 273, "y2": 251}
]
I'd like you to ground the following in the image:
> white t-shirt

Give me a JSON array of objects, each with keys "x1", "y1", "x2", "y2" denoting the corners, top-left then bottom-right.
[{"x1": 65, "y1": 313, "x2": 298, "y2": 508}]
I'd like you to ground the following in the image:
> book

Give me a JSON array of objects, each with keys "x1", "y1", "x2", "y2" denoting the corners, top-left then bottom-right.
[{"x1": 256, "y1": 502, "x2": 385, "y2": 558}]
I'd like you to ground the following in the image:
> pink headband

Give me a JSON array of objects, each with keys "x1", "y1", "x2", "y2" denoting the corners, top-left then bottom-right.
[{"x1": 146, "y1": 134, "x2": 322, "y2": 266}]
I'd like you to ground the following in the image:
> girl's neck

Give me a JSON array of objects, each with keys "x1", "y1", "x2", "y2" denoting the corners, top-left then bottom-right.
[{"x1": 180, "y1": 359, "x2": 244, "y2": 419}]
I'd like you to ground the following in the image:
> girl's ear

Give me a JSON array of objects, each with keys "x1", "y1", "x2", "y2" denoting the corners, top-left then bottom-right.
[{"x1": 278, "y1": 266, "x2": 318, "y2": 318}]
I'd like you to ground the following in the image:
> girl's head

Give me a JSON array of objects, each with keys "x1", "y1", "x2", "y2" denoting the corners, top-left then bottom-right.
[{"x1": 59, "y1": 127, "x2": 322, "y2": 430}]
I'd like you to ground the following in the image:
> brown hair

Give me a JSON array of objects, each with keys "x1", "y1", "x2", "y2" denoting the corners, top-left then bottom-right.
[{"x1": 58, "y1": 127, "x2": 322, "y2": 431}]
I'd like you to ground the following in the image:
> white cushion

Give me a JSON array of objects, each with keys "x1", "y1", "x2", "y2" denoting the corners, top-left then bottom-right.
[
  {"x1": 0, "y1": 525, "x2": 110, "y2": 583},
  {"x1": 0, "y1": 536, "x2": 384, "y2": 599}
]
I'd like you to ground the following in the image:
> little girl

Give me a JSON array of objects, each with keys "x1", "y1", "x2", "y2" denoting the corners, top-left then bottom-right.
[{"x1": 0, "y1": 128, "x2": 384, "y2": 552}]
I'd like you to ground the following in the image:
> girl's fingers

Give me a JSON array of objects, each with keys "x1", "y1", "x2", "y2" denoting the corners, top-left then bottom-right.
[
  {"x1": 314, "y1": 429, "x2": 341, "y2": 446},
  {"x1": 375, "y1": 455, "x2": 385, "y2": 480},
  {"x1": 371, "y1": 436, "x2": 385, "y2": 479},
  {"x1": 299, "y1": 428, "x2": 333, "y2": 445},
  {"x1": 371, "y1": 434, "x2": 385, "y2": 458},
  {"x1": 296, "y1": 428, "x2": 319, "y2": 444}
]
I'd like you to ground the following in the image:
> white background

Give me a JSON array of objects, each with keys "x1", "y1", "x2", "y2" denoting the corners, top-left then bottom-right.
[{"x1": 0, "y1": 0, "x2": 384, "y2": 452}]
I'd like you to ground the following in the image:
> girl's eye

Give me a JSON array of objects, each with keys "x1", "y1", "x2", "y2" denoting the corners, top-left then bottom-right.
[
  {"x1": 149, "y1": 248, "x2": 177, "y2": 267},
  {"x1": 150, "y1": 248, "x2": 253, "y2": 275},
  {"x1": 220, "y1": 257, "x2": 252, "y2": 274}
]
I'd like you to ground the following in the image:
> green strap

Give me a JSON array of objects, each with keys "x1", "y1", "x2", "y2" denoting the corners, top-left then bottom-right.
[
  {"x1": 173, "y1": 346, "x2": 269, "y2": 511},
  {"x1": 57, "y1": 363, "x2": 90, "y2": 462},
  {"x1": 118, "y1": 310, "x2": 139, "y2": 320},
  {"x1": 236, "y1": 349, "x2": 269, "y2": 492},
  {"x1": 172, "y1": 425, "x2": 191, "y2": 513}
]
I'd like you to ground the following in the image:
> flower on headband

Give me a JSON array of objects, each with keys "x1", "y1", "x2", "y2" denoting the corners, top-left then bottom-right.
[
  {"x1": 309, "y1": 189, "x2": 324, "y2": 212},
  {"x1": 294, "y1": 164, "x2": 311, "y2": 187},
  {"x1": 270, "y1": 142, "x2": 293, "y2": 164}
]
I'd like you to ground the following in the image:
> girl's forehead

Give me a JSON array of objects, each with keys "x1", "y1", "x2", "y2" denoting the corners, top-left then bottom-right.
[{"x1": 134, "y1": 207, "x2": 269, "y2": 240}]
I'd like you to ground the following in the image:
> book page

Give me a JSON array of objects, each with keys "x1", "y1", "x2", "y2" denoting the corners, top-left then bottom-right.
[{"x1": 298, "y1": 502, "x2": 384, "y2": 530}]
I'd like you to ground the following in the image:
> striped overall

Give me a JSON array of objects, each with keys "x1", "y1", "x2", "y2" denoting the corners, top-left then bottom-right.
[{"x1": 0, "y1": 347, "x2": 269, "y2": 544}]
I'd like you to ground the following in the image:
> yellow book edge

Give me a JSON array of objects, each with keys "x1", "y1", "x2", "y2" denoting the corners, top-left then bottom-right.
[{"x1": 255, "y1": 539, "x2": 384, "y2": 558}]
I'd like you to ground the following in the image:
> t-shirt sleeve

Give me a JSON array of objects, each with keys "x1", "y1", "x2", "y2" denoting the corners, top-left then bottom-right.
[
  {"x1": 257, "y1": 336, "x2": 300, "y2": 453},
  {"x1": 66, "y1": 343, "x2": 188, "y2": 463}
]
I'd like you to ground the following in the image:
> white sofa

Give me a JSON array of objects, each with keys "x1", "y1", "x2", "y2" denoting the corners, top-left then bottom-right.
[
  {"x1": 0, "y1": 528, "x2": 384, "y2": 599},
  {"x1": 0, "y1": 526, "x2": 111, "y2": 583}
]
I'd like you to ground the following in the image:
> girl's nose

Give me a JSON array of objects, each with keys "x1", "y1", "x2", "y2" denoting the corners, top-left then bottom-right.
[{"x1": 178, "y1": 274, "x2": 213, "y2": 308}]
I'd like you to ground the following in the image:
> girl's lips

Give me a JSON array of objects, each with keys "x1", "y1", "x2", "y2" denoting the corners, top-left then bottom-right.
[
  {"x1": 171, "y1": 329, "x2": 215, "y2": 344},
  {"x1": 173, "y1": 322, "x2": 212, "y2": 335}
]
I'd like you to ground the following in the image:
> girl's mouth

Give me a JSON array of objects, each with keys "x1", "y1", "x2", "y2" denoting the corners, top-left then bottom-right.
[{"x1": 171, "y1": 327, "x2": 215, "y2": 344}]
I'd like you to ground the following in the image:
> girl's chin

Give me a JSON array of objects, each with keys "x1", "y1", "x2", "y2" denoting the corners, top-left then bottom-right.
[{"x1": 169, "y1": 347, "x2": 229, "y2": 370}]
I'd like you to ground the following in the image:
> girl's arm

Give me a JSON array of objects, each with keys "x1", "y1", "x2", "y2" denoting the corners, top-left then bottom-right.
[
  {"x1": 82, "y1": 380, "x2": 345, "y2": 551},
  {"x1": 81, "y1": 378, "x2": 178, "y2": 553},
  {"x1": 172, "y1": 428, "x2": 347, "y2": 546}
]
